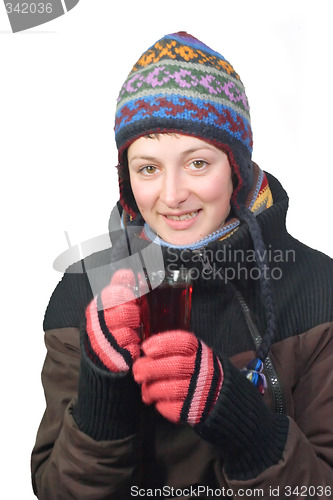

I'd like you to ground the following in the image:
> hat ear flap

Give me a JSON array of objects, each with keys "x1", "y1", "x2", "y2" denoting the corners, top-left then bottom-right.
[
  {"x1": 235, "y1": 159, "x2": 254, "y2": 206},
  {"x1": 221, "y1": 145, "x2": 254, "y2": 207},
  {"x1": 118, "y1": 176, "x2": 138, "y2": 219},
  {"x1": 117, "y1": 153, "x2": 140, "y2": 218}
]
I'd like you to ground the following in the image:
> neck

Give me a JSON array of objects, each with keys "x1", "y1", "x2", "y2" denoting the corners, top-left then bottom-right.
[{"x1": 142, "y1": 218, "x2": 241, "y2": 250}]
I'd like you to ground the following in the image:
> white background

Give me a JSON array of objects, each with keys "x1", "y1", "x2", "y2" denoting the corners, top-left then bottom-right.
[{"x1": 1, "y1": 1, "x2": 332, "y2": 497}]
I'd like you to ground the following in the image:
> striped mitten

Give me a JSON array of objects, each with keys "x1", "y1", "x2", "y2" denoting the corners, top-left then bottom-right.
[
  {"x1": 74, "y1": 269, "x2": 142, "y2": 441},
  {"x1": 85, "y1": 269, "x2": 141, "y2": 373},
  {"x1": 133, "y1": 330, "x2": 224, "y2": 426}
]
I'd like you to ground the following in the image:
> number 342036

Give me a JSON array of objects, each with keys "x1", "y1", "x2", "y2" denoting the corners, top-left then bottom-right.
[{"x1": 5, "y1": 3, "x2": 53, "y2": 14}]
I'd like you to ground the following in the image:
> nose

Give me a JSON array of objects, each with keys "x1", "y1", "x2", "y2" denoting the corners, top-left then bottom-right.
[{"x1": 159, "y1": 170, "x2": 190, "y2": 208}]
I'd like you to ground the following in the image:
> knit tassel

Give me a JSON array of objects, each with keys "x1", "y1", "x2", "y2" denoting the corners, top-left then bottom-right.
[{"x1": 241, "y1": 358, "x2": 267, "y2": 395}]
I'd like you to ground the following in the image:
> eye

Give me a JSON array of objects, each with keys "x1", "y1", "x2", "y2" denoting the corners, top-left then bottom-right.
[
  {"x1": 189, "y1": 160, "x2": 208, "y2": 170},
  {"x1": 139, "y1": 165, "x2": 159, "y2": 176}
]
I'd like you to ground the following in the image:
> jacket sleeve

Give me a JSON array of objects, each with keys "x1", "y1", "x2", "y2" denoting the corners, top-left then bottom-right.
[
  {"x1": 198, "y1": 322, "x2": 333, "y2": 498},
  {"x1": 31, "y1": 327, "x2": 142, "y2": 499},
  {"x1": 31, "y1": 270, "x2": 143, "y2": 499}
]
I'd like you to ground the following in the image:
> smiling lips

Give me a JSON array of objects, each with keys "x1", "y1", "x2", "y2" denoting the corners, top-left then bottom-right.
[
  {"x1": 162, "y1": 210, "x2": 200, "y2": 230},
  {"x1": 165, "y1": 210, "x2": 199, "y2": 221}
]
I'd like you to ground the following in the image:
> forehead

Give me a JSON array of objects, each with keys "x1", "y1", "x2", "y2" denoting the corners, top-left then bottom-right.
[{"x1": 127, "y1": 134, "x2": 221, "y2": 159}]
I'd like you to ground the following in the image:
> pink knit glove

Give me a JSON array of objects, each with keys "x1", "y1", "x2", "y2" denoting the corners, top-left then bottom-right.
[
  {"x1": 133, "y1": 331, "x2": 224, "y2": 425},
  {"x1": 85, "y1": 269, "x2": 141, "y2": 373}
]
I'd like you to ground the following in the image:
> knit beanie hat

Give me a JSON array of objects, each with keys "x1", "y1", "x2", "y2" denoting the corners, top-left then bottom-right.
[
  {"x1": 113, "y1": 32, "x2": 277, "y2": 364},
  {"x1": 115, "y1": 31, "x2": 253, "y2": 217}
]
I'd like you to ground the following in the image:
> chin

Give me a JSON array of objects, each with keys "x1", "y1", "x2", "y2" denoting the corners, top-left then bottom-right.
[{"x1": 161, "y1": 232, "x2": 203, "y2": 247}]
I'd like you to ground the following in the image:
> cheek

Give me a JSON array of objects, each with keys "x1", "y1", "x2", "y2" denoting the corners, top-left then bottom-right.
[
  {"x1": 201, "y1": 177, "x2": 233, "y2": 205},
  {"x1": 130, "y1": 179, "x2": 154, "y2": 211}
]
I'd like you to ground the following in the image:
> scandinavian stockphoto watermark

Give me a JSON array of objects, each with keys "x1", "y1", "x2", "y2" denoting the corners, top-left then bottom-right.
[
  {"x1": 166, "y1": 245, "x2": 296, "y2": 282},
  {"x1": 3, "y1": 0, "x2": 79, "y2": 32}
]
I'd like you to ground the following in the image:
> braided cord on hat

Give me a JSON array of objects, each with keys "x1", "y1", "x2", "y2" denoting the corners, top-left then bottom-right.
[{"x1": 234, "y1": 204, "x2": 277, "y2": 361}]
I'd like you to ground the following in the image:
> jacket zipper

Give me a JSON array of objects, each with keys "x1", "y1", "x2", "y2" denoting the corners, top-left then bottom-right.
[
  {"x1": 194, "y1": 247, "x2": 286, "y2": 414},
  {"x1": 195, "y1": 248, "x2": 213, "y2": 276},
  {"x1": 233, "y1": 291, "x2": 286, "y2": 414}
]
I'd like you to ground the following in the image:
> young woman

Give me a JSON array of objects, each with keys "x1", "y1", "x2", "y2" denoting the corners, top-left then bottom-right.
[{"x1": 31, "y1": 32, "x2": 333, "y2": 499}]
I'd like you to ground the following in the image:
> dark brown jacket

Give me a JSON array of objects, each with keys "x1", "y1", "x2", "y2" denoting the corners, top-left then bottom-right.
[{"x1": 31, "y1": 175, "x2": 333, "y2": 499}]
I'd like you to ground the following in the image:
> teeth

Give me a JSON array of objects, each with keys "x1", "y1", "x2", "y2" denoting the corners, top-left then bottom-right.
[{"x1": 166, "y1": 211, "x2": 198, "y2": 221}]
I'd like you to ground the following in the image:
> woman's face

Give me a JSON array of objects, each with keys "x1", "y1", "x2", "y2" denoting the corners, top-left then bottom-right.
[{"x1": 128, "y1": 134, "x2": 233, "y2": 246}]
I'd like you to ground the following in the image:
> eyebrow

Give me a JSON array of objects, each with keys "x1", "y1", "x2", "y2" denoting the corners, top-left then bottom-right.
[
  {"x1": 129, "y1": 154, "x2": 159, "y2": 162},
  {"x1": 128, "y1": 146, "x2": 217, "y2": 163}
]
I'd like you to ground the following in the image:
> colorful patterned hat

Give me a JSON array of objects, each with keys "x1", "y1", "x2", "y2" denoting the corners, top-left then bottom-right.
[{"x1": 114, "y1": 31, "x2": 254, "y2": 217}]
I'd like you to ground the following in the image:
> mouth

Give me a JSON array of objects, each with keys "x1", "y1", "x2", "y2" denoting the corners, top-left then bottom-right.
[
  {"x1": 164, "y1": 210, "x2": 199, "y2": 221},
  {"x1": 161, "y1": 209, "x2": 201, "y2": 231}
]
